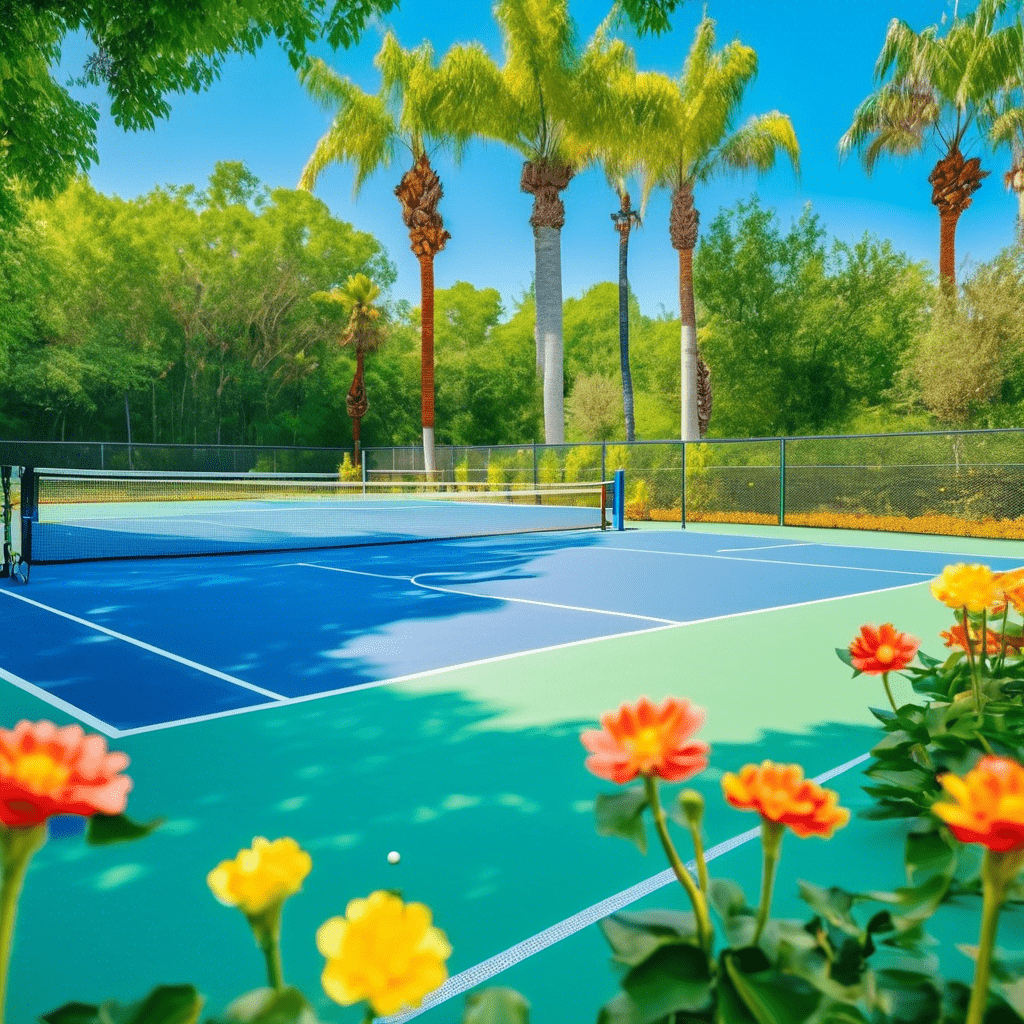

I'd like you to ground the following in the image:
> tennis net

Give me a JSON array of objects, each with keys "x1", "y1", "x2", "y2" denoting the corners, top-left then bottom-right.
[{"x1": 21, "y1": 467, "x2": 618, "y2": 565}]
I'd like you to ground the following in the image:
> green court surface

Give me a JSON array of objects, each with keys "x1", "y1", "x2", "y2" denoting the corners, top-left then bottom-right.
[{"x1": 5, "y1": 521, "x2": 1024, "y2": 1023}]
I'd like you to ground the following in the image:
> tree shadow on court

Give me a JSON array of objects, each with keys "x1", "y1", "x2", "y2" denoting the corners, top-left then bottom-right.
[{"x1": 9, "y1": 674, "x2": 931, "y2": 1024}]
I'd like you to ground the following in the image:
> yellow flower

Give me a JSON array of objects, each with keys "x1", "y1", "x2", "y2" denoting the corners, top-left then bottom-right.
[
  {"x1": 930, "y1": 564, "x2": 1000, "y2": 613},
  {"x1": 207, "y1": 836, "x2": 312, "y2": 917},
  {"x1": 318, "y1": 890, "x2": 451, "y2": 1017}
]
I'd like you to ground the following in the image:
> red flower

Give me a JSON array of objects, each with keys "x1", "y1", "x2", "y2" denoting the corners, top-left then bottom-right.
[
  {"x1": 849, "y1": 624, "x2": 920, "y2": 675},
  {"x1": 941, "y1": 623, "x2": 1005, "y2": 656},
  {"x1": 0, "y1": 721, "x2": 132, "y2": 828},
  {"x1": 722, "y1": 762, "x2": 849, "y2": 838},
  {"x1": 581, "y1": 697, "x2": 709, "y2": 784}
]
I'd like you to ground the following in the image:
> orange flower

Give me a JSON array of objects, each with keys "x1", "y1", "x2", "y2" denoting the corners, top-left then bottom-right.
[
  {"x1": 993, "y1": 568, "x2": 1024, "y2": 615},
  {"x1": 931, "y1": 564, "x2": 1000, "y2": 613},
  {"x1": 941, "y1": 623, "x2": 1006, "y2": 656},
  {"x1": 721, "y1": 762, "x2": 849, "y2": 838},
  {"x1": 849, "y1": 623, "x2": 920, "y2": 674},
  {"x1": 933, "y1": 757, "x2": 1024, "y2": 852},
  {"x1": 0, "y1": 721, "x2": 131, "y2": 828},
  {"x1": 581, "y1": 697, "x2": 709, "y2": 784}
]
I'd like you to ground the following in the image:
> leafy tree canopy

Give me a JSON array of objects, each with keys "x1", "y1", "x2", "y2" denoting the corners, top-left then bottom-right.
[{"x1": 0, "y1": 0, "x2": 399, "y2": 204}]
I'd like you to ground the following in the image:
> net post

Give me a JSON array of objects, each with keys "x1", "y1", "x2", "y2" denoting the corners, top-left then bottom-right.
[
  {"x1": 1, "y1": 466, "x2": 10, "y2": 579},
  {"x1": 21, "y1": 467, "x2": 34, "y2": 567},
  {"x1": 779, "y1": 437, "x2": 785, "y2": 525},
  {"x1": 361, "y1": 449, "x2": 367, "y2": 494},
  {"x1": 681, "y1": 442, "x2": 686, "y2": 530},
  {"x1": 614, "y1": 468, "x2": 625, "y2": 531}
]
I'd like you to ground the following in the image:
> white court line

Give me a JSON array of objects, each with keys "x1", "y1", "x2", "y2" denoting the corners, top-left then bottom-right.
[
  {"x1": 599, "y1": 544, "x2": 937, "y2": 577},
  {"x1": 0, "y1": 667, "x2": 124, "y2": 737},
  {"x1": 716, "y1": 542, "x2": 813, "y2": 552},
  {"x1": 381, "y1": 751, "x2": 873, "y2": 1022},
  {"x1": 0, "y1": 589, "x2": 286, "y2": 701},
  {"x1": 112, "y1": 577, "x2": 928, "y2": 735},
  {"x1": 293, "y1": 562, "x2": 681, "y2": 625}
]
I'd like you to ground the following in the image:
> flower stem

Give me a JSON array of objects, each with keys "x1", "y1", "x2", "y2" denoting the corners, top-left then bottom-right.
[
  {"x1": 753, "y1": 821, "x2": 783, "y2": 946},
  {"x1": 688, "y1": 819, "x2": 710, "y2": 900},
  {"x1": 643, "y1": 776, "x2": 712, "y2": 954},
  {"x1": 960, "y1": 607, "x2": 985, "y2": 715},
  {"x1": 0, "y1": 824, "x2": 47, "y2": 1024},
  {"x1": 966, "y1": 849, "x2": 1008, "y2": 1024},
  {"x1": 248, "y1": 904, "x2": 285, "y2": 991},
  {"x1": 881, "y1": 672, "x2": 899, "y2": 715}
]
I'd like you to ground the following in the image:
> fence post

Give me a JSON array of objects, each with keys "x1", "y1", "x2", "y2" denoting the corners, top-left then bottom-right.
[
  {"x1": 100, "y1": 444, "x2": 105, "y2": 470},
  {"x1": 680, "y1": 442, "x2": 687, "y2": 529},
  {"x1": 602, "y1": 441, "x2": 607, "y2": 483},
  {"x1": 532, "y1": 442, "x2": 538, "y2": 488},
  {"x1": 361, "y1": 449, "x2": 367, "y2": 493},
  {"x1": 779, "y1": 437, "x2": 786, "y2": 526}
]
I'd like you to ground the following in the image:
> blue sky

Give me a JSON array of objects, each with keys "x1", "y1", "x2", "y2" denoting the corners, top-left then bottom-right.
[{"x1": 60, "y1": 0, "x2": 1022, "y2": 322}]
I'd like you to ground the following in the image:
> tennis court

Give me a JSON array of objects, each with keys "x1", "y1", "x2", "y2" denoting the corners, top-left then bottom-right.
[{"x1": 2, "y1": 465, "x2": 1022, "y2": 1021}]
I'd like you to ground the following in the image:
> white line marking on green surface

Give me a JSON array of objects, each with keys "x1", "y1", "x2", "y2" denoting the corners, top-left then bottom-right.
[
  {"x1": 0, "y1": 588, "x2": 286, "y2": 700},
  {"x1": 380, "y1": 753, "x2": 872, "y2": 1023}
]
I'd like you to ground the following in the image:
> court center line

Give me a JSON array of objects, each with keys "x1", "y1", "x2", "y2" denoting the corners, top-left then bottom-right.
[
  {"x1": 113, "y1": 578, "x2": 928, "y2": 735},
  {"x1": 0, "y1": 666, "x2": 124, "y2": 738},
  {"x1": 598, "y1": 545, "x2": 937, "y2": 577},
  {"x1": 715, "y1": 542, "x2": 813, "y2": 552},
  {"x1": 293, "y1": 562, "x2": 681, "y2": 625},
  {"x1": 381, "y1": 752, "x2": 873, "y2": 1022},
  {"x1": 0, "y1": 589, "x2": 287, "y2": 701}
]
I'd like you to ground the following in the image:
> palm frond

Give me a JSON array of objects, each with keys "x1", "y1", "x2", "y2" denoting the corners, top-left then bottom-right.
[
  {"x1": 989, "y1": 102, "x2": 1024, "y2": 147},
  {"x1": 711, "y1": 111, "x2": 800, "y2": 183}
]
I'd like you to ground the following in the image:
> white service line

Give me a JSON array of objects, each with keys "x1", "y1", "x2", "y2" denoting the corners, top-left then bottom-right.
[
  {"x1": 715, "y1": 542, "x2": 814, "y2": 552},
  {"x1": 0, "y1": 588, "x2": 286, "y2": 700},
  {"x1": 293, "y1": 561, "x2": 680, "y2": 624},
  {"x1": 599, "y1": 544, "x2": 937, "y2": 576},
  {"x1": 0, "y1": 666, "x2": 123, "y2": 737},
  {"x1": 381, "y1": 752, "x2": 873, "y2": 1022}
]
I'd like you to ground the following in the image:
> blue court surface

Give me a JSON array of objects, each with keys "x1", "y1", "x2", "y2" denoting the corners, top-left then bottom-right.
[{"x1": 3, "y1": 528, "x2": 1020, "y2": 736}]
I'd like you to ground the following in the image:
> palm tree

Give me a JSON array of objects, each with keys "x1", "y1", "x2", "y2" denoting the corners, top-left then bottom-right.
[
  {"x1": 433, "y1": 0, "x2": 639, "y2": 445},
  {"x1": 988, "y1": 78, "x2": 1024, "y2": 243},
  {"x1": 297, "y1": 33, "x2": 457, "y2": 475},
  {"x1": 839, "y1": 0, "x2": 1022, "y2": 289},
  {"x1": 609, "y1": 187, "x2": 641, "y2": 442},
  {"x1": 314, "y1": 274, "x2": 388, "y2": 463},
  {"x1": 635, "y1": 16, "x2": 799, "y2": 441}
]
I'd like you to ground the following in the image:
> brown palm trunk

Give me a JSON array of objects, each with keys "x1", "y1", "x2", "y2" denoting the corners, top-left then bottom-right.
[
  {"x1": 347, "y1": 347, "x2": 367, "y2": 464},
  {"x1": 929, "y1": 146, "x2": 989, "y2": 291}
]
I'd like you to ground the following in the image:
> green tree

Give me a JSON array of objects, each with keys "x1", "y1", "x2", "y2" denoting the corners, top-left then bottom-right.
[
  {"x1": 566, "y1": 373, "x2": 622, "y2": 441},
  {"x1": 435, "y1": 0, "x2": 674, "y2": 445},
  {"x1": 692, "y1": 196, "x2": 933, "y2": 438},
  {"x1": 314, "y1": 274, "x2": 389, "y2": 461},
  {"x1": 839, "y1": 0, "x2": 1023, "y2": 288},
  {"x1": 0, "y1": 0, "x2": 397, "y2": 205},
  {"x1": 299, "y1": 33, "x2": 459, "y2": 475},
  {"x1": 636, "y1": 14, "x2": 800, "y2": 441}
]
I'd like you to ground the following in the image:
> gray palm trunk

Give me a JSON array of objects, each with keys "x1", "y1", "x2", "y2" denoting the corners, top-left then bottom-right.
[
  {"x1": 617, "y1": 222, "x2": 636, "y2": 443},
  {"x1": 534, "y1": 225, "x2": 565, "y2": 445}
]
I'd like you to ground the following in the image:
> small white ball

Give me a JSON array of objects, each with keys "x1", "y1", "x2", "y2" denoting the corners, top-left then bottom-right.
[{"x1": 387, "y1": 850, "x2": 401, "y2": 864}]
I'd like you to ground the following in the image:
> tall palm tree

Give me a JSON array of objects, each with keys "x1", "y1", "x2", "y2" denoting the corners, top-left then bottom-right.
[
  {"x1": 314, "y1": 274, "x2": 388, "y2": 462},
  {"x1": 297, "y1": 33, "x2": 457, "y2": 474},
  {"x1": 839, "y1": 0, "x2": 1022, "y2": 289},
  {"x1": 635, "y1": 16, "x2": 799, "y2": 441},
  {"x1": 434, "y1": 0, "x2": 637, "y2": 445},
  {"x1": 609, "y1": 186, "x2": 641, "y2": 442}
]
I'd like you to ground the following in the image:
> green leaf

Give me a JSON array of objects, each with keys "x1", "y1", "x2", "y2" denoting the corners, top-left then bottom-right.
[
  {"x1": 43, "y1": 987, "x2": 203, "y2": 1024},
  {"x1": 797, "y1": 882, "x2": 860, "y2": 937},
  {"x1": 208, "y1": 987, "x2": 321, "y2": 1024},
  {"x1": 905, "y1": 828, "x2": 955, "y2": 884},
  {"x1": 835, "y1": 647, "x2": 858, "y2": 672},
  {"x1": 595, "y1": 788, "x2": 649, "y2": 854},
  {"x1": 709, "y1": 878, "x2": 749, "y2": 920},
  {"x1": 86, "y1": 813, "x2": 165, "y2": 845},
  {"x1": 714, "y1": 975, "x2": 758, "y2": 1024},
  {"x1": 599, "y1": 910, "x2": 700, "y2": 967},
  {"x1": 816, "y1": 1007, "x2": 870, "y2": 1024},
  {"x1": 875, "y1": 970, "x2": 942, "y2": 1024},
  {"x1": 596, "y1": 992, "x2": 645, "y2": 1024},
  {"x1": 462, "y1": 987, "x2": 531, "y2": 1024},
  {"x1": 620, "y1": 942, "x2": 714, "y2": 1020},
  {"x1": 721, "y1": 954, "x2": 821, "y2": 1024}
]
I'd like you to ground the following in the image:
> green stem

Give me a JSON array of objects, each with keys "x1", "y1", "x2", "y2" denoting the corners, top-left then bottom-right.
[
  {"x1": 644, "y1": 776, "x2": 712, "y2": 954},
  {"x1": 248, "y1": 904, "x2": 285, "y2": 992},
  {"x1": 996, "y1": 602, "x2": 1010, "y2": 674},
  {"x1": 960, "y1": 607, "x2": 985, "y2": 715},
  {"x1": 881, "y1": 672, "x2": 899, "y2": 715},
  {"x1": 753, "y1": 821, "x2": 783, "y2": 946},
  {"x1": 0, "y1": 824, "x2": 47, "y2": 1024},
  {"x1": 966, "y1": 849, "x2": 1007, "y2": 1024},
  {"x1": 688, "y1": 819, "x2": 710, "y2": 900},
  {"x1": 362, "y1": 1009, "x2": 375, "y2": 1024}
]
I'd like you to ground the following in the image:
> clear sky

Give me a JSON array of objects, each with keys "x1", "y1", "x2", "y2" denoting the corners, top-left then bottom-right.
[{"x1": 58, "y1": 0, "x2": 1022, "y2": 322}]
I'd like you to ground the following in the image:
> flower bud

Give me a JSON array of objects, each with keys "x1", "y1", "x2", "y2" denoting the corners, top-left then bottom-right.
[{"x1": 679, "y1": 789, "x2": 705, "y2": 828}]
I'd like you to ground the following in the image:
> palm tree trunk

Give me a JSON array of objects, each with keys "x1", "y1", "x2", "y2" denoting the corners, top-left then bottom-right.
[
  {"x1": 419, "y1": 254, "x2": 436, "y2": 474},
  {"x1": 535, "y1": 225, "x2": 565, "y2": 445},
  {"x1": 929, "y1": 147, "x2": 989, "y2": 291},
  {"x1": 614, "y1": 194, "x2": 636, "y2": 443},
  {"x1": 522, "y1": 160, "x2": 573, "y2": 446},
  {"x1": 678, "y1": 248, "x2": 700, "y2": 441},
  {"x1": 347, "y1": 348, "x2": 368, "y2": 464}
]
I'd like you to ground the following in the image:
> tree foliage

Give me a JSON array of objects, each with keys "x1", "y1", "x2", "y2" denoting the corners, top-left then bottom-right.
[{"x1": 0, "y1": 0, "x2": 399, "y2": 205}]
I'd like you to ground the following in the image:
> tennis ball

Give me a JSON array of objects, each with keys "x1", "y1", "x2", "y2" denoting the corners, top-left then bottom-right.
[{"x1": 387, "y1": 851, "x2": 401, "y2": 864}]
